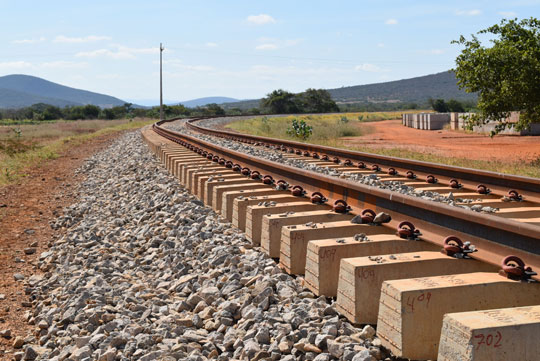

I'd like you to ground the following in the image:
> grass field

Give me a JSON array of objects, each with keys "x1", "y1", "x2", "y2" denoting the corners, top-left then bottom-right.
[
  {"x1": 226, "y1": 112, "x2": 539, "y2": 178},
  {"x1": 226, "y1": 112, "x2": 416, "y2": 147},
  {"x1": 0, "y1": 118, "x2": 154, "y2": 185}
]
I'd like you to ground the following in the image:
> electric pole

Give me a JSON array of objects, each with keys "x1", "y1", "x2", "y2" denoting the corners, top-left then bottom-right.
[{"x1": 160, "y1": 43, "x2": 164, "y2": 121}]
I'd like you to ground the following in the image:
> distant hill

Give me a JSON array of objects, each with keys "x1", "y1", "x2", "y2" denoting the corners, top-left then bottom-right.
[
  {"x1": 0, "y1": 74, "x2": 127, "y2": 109},
  {"x1": 179, "y1": 96, "x2": 239, "y2": 108},
  {"x1": 0, "y1": 88, "x2": 81, "y2": 108},
  {"x1": 327, "y1": 71, "x2": 475, "y2": 104},
  {"x1": 125, "y1": 96, "x2": 240, "y2": 107},
  {"x1": 221, "y1": 71, "x2": 476, "y2": 110}
]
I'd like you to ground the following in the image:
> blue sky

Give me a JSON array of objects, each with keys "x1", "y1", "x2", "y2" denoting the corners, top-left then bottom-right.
[{"x1": 1, "y1": 1, "x2": 539, "y2": 105}]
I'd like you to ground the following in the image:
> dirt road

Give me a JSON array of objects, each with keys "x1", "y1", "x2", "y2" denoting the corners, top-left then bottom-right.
[
  {"x1": 0, "y1": 132, "x2": 123, "y2": 356},
  {"x1": 344, "y1": 119, "x2": 540, "y2": 163}
]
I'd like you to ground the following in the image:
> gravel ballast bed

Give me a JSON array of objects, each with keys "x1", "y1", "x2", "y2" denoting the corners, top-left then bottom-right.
[{"x1": 16, "y1": 131, "x2": 388, "y2": 361}]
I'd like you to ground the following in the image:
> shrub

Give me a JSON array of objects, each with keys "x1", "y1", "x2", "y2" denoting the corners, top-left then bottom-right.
[{"x1": 286, "y1": 118, "x2": 313, "y2": 140}]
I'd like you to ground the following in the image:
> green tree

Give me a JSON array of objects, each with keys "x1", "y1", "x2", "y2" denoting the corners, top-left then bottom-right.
[
  {"x1": 66, "y1": 106, "x2": 85, "y2": 120},
  {"x1": 170, "y1": 104, "x2": 191, "y2": 116},
  {"x1": 42, "y1": 105, "x2": 63, "y2": 120},
  {"x1": 204, "y1": 103, "x2": 226, "y2": 116},
  {"x1": 428, "y1": 98, "x2": 448, "y2": 112},
  {"x1": 101, "y1": 108, "x2": 116, "y2": 120},
  {"x1": 123, "y1": 102, "x2": 133, "y2": 114},
  {"x1": 446, "y1": 99, "x2": 465, "y2": 112},
  {"x1": 453, "y1": 17, "x2": 540, "y2": 132},
  {"x1": 260, "y1": 89, "x2": 298, "y2": 114},
  {"x1": 82, "y1": 105, "x2": 100, "y2": 119},
  {"x1": 297, "y1": 88, "x2": 339, "y2": 113}
]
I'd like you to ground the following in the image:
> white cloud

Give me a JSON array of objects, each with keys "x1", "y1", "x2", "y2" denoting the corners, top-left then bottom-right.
[
  {"x1": 41, "y1": 61, "x2": 88, "y2": 69},
  {"x1": 254, "y1": 38, "x2": 301, "y2": 51},
  {"x1": 0, "y1": 61, "x2": 34, "y2": 69},
  {"x1": 354, "y1": 63, "x2": 385, "y2": 72},
  {"x1": 499, "y1": 11, "x2": 517, "y2": 17},
  {"x1": 54, "y1": 35, "x2": 112, "y2": 43},
  {"x1": 255, "y1": 43, "x2": 278, "y2": 51},
  {"x1": 456, "y1": 9, "x2": 482, "y2": 16},
  {"x1": 430, "y1": 49, "x2": 445, "y2": 55},
  {"x1": 377, "y1": 43, "x2": 385, "y2": 48},
  {"x1": 12, "y1": 37, "x2": 46, "y2": 44},
  {"x1": 76, "y1": 46, "x2": 158, "y2": 59},
  {"x1": 76, "y1": 49, "x2": 128, "y2": 59},
  {"x1": 205, "y1": 42, "x2": 218, "y2": 47},
  {"x1": 247, "y1": 14, "x2": 276, "y2": 25},
  {"x1": 385, "y1": 18, "x2": 398, "y2": 25}
]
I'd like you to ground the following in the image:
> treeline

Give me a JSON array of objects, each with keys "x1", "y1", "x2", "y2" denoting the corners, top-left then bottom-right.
[
  {"x1": 0, "y1": 102, "x2": 233, "y2": 121},
  {"x1": 0, "y1": 93, "x2": 478, "y2": 122},
  {"x1": 338, "y1": 102, "x2": 422, "y2": 112},
  {"x1": 260, "y1": 88, "x2": 339, "y2": 114},
  {"x1": 428, "y1": 98, "x2": 477, "y2": 113},
  {"x1": 0, "y1": 89, "x2": 341, "y2": 121}
]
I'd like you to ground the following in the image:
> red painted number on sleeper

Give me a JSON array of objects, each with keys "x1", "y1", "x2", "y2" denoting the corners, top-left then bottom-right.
[
  {"x1": 357, "y1": 268, "x2": 375, "y2": 280},
  {"x1": 406, "y1": 292, "x2": 431, "y2": 312},
  {"x1": 319, "y1": 249, "x2": 336, "y2": 261},
  {"x1": 474, "y1": 331, "x2": 502, "y2": 349}
]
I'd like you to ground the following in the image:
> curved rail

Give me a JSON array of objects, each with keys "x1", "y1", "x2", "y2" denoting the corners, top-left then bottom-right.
[
  {"x1": 153, "y1": 118, "x2": 540, "y2": 274},
  {"x1": 186, "y1": 116, "x2": 540, "y2": 199}
]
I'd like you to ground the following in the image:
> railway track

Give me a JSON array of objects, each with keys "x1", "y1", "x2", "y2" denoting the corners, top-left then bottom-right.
[{"x1": 143, "y1": 116, "x2": 540, "y2": 361}]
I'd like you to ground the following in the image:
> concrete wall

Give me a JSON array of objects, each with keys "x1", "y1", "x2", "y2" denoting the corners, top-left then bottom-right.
[
  {"x1": 402, "y1": 111, "x2": 539, "y2": 135},
  {"x1": 401, "y1": 113, "x2": 450, "y2": 130}
]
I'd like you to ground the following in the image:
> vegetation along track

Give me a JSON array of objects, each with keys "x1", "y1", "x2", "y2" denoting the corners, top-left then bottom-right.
[{"x1": 144, "y1": 116, "x2": 540, "y2": 360}]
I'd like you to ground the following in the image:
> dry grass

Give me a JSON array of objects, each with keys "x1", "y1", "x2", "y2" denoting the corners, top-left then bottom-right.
[
  {"x1": 227, "y1": 112, "x2": 538, "y2": 178},
  {"x1": 0, "y1": 119, "x2": 130, "y2": 141},
  {"x1": 0, "y1": 118, "x2": 154, "y2": 185},
  {"x1": 226, "y1": 112, "x2": 415, "y2": 147}
]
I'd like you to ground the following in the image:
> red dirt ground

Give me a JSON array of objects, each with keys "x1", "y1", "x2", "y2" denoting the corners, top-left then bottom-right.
[
  {"x1": 345, "y1": 119, "x2": 540, "y2": 162},
  {"x1": 0, "y1": 132, "x2": 123, "y2": 359}
]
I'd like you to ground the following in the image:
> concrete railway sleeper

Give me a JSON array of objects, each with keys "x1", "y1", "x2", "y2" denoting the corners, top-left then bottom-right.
[
  {"x1": 201, "y1": 136, "x2": 540, "y2": 227},
  {"x1": 155, "y1": 120, "x2": 540, "y2": 271},
  {"x1": 143, "y1": 125, "x2": 540, "y2": 361}
]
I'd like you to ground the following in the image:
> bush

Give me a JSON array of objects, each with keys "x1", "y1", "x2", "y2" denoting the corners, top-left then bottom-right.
[{"x1": 286, "y1": 118, "x2": 313, "y2": 140}]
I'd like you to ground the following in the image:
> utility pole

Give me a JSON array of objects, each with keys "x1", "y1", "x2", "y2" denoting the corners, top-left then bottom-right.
[{"x1": 160, "y1": 42, "x2": 164, "y2": 121}]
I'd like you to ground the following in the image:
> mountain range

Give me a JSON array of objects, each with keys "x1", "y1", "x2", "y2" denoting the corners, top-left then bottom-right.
[
  {"x1": 178, "y1": 97, "x2": 239, "y2": 107},
  {"x1": 0, "y1": 74, "x2": 127, "y2": 108},
  {"x1": 328, "y1": 70, "x2": 475, "y2": 104},
  {"x1": 125, "y1": 97, "x2": 240, "y2": 107},
  {"x1": 0, "y1": 71, "x2": 475, "y2": 110},
  {"x1": 221, "y1": 71, "x2": 476, "y2": 110}
]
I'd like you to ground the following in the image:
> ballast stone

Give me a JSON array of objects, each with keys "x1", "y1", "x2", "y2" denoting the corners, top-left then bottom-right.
[{"x1": 20, "y1": 131, "x2": 389, "y2": 360}]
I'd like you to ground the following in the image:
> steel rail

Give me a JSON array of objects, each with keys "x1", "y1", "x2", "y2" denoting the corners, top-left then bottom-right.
[
  {"x1": 186, "y1": 117, "x2": 540, "y2": 197},
  {"x1": 153, "y1": 119, "x2": 540, "y2": 275}
]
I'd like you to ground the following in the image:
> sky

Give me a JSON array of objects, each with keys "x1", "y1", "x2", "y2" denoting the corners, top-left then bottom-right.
[{"x1": 1, "y1": 0, "x2": 539, "y2": 105}]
